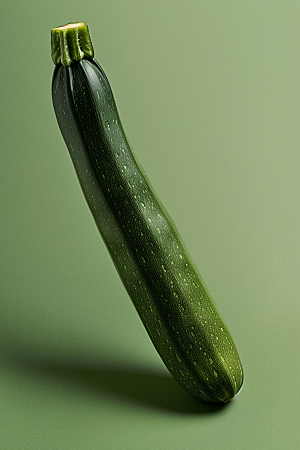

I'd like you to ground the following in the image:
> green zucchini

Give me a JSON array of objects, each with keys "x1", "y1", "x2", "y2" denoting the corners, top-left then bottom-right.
[{"x1": 51, "y1": 22, "x2": 243, "y2": 403}]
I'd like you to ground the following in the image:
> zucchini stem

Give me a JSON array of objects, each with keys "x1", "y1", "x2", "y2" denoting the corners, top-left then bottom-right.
[{"x1": 51, "y1": 22, "x2": 94, "y2": 67}]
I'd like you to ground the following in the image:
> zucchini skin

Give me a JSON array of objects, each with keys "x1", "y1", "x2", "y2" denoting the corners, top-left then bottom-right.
[{"x1": 52, "y1": 57, "x2": 243, "y2": 403}]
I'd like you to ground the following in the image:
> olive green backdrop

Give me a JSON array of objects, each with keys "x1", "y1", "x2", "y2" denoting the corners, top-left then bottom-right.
[{"x1": 1, "y1": 1, "x2": 299, "y2": 449}]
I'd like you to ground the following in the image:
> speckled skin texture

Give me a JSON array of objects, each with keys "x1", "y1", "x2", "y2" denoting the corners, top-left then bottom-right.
[{"x1": 52, "y1": 57, "x2": 243, "y2": 403}]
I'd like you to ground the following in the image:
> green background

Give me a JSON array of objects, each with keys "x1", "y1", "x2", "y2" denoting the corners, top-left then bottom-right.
[{"x1": 1, "y1": 1, "x2": 299, "y2": 449}]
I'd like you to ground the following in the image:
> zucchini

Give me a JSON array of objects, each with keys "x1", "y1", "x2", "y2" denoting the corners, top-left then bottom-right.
[{"x1": 51, "y1": 22, "x2": 243, "y2": 403}]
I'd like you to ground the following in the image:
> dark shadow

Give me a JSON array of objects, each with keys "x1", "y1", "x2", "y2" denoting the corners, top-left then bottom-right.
[{"x1": 2, "y1": 344, "x2": 227, "y2": 415}]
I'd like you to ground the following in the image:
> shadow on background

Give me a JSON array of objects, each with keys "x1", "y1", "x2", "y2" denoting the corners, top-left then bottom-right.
[{"x1": 2, "y1": 340, "x2": 227, "y2": 415}]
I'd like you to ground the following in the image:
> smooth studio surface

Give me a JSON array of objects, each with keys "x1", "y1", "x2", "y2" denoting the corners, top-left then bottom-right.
[{"x1": 1, "y1": 1, "x2": 299, "y2": 449}]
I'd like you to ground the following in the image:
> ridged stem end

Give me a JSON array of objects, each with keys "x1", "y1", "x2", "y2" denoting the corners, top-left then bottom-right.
[{"x1": 51, "y1": 22, "x2": 94, "y2": 67}]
